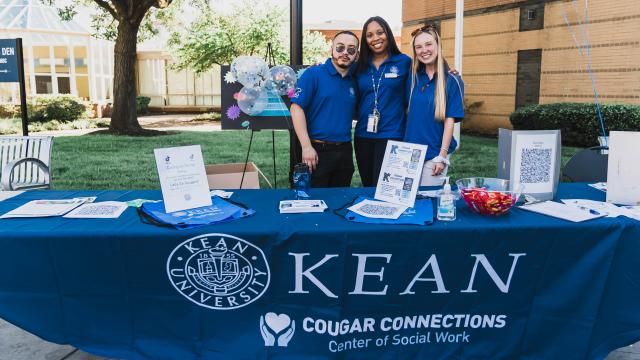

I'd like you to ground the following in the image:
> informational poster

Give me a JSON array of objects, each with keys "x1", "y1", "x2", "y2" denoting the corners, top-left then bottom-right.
[
  {"x1": 154, "y1": 145, "x2": 212, "y2": 213},
  {"x1": 607, "y1": 131, "x2": 640, "y2": 205},
  {"x1": 374, "y1": 140, "x2": 427, "y2": 208},
  {"x1": 220, "y1": 65, "x2": 307, "y2": 130},
  {"x1": 0, "y1": 39, "x2": 19, "y2": 82}
]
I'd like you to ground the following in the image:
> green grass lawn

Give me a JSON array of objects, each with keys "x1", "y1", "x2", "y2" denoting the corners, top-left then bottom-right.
[{"x1": 50, "y1": 130, "x2": 580, "y2": 189}]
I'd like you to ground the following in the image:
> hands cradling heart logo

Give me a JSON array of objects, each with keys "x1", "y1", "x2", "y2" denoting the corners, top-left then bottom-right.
[{"x1": 260, "y1": 312, "x2": 295, "y2": 347}]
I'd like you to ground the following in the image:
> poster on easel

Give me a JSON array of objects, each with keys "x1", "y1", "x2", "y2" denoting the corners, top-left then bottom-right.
[
  {"x1": 374, "y1": 140, "x2": 427, "y2": 208},
  {"x1": 220, "y1": 63, "x2": 307, "y2": 130},
  {"x1": 606, "y1": 131, "x2": 640, "y2": 205},
  {"x1": 498, "y1": 129, "x2": 561, "y2": 201}
]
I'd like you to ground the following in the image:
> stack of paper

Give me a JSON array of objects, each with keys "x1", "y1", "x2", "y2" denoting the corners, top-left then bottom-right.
[
  {"x1": 279, "y1": 200, "x2": 328, "y2": 214},
  {"x1": 588, "y1": 182, "x2": 607, "y2": 192},
  {"x1": 63, "y1": 201, "x2": 129, "y2": 219},
  {"x1": 347, "y1": 199, "x2": 408, "y2": 220},
  {"x1": 0, "y1": 198, "x2": 86, "y2": 219},
  {"x1": 0, "y1": 191, "x2": 24, "y2": 202},
  {"x1": 519, "y1": 201, "x2": 605, "y2": 222}
]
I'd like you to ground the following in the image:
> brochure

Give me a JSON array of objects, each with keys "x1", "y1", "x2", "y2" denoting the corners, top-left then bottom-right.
[
  {"x1": 374, "y1": 140, "x2": 427, "y2": 208},
  {"x1": 63, "y1": 201, "x2": 128, "y2": 219},
  {"x1": 348, "y1": 199, "x2": 408, "y2": 220},
  {"x1": 0, "y1": 198, "x2": 86, "y2": 218},
  {"x1": 279, "y1": 200, "x2": 328, "y2": 214}
]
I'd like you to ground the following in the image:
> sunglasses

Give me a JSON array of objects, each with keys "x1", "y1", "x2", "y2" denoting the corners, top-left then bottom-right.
[
  {"x1": 335, "y1": 45, "x2": 357, "y2": 56},
  {"x1": 411, "y1": 24, "x2": 437, "y2": 37}
]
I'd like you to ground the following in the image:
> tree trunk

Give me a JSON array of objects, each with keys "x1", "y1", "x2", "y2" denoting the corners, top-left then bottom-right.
[{"x1": 109, "y1": 20, "x2": 143, "y2": 134}]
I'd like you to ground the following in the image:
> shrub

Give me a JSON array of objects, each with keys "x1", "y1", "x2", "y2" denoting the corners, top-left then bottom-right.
[
  {"x1": 29, "y1": 95, "x2": 90, "y2": 123},
  {"x1": 136, "y1": 96, "x2": 151, "y2": 115},
  {"x1": 509, "y1": 103, "x2": 640, "y2": 147},
  {"x1": 192, "y1": 112, "x2": 221, "y2": 121}
]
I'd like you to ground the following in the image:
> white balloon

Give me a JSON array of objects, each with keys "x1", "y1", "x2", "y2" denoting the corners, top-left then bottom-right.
[
  {"x1": 230, "y1": 56, "x2": 270, "y2": 90},
  {"x1": 237, "y1": 87, "x2": 268, "y2": 116},
  {"x1": 269, "y1": 65, "x2": 297, "y2": 96}
]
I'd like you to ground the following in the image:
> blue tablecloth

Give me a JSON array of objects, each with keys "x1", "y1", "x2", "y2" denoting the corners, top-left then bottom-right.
[{"x1": 0, "y1": 184, "x2": 639, "y2": 359}]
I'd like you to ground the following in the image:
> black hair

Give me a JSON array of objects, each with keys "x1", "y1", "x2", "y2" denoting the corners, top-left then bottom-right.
[
  {"x1": 332, "y1": 30, "x2": 359, "y2": 45},
  {"x1": 356, "y1": 16, "x2": 402, "y2": 74}
]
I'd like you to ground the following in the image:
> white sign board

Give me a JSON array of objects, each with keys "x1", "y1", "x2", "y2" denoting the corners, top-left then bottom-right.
[
  {"x1": 606, "y1": 131, "x2": 640, "y2": 205},
  {"x1": 154, "y1": 145, "x2": 212, "y2": 213}
]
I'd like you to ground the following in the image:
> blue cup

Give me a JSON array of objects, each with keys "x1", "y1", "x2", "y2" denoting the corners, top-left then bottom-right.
[{"x1": 293, "y1": 163, "x2": 310, "y2": 199}]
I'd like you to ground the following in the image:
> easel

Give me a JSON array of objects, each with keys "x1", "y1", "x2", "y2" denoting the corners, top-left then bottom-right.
[{"x1": 239, "y1": 43, "x2": 279, "y2": 189}]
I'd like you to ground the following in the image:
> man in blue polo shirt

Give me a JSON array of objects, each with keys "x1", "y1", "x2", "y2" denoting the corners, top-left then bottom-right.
[{"x1": 290, "y1": 31, "x2": 359, "y2": 187}]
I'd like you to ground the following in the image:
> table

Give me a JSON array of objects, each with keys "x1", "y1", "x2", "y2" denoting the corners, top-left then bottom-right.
[{"x1": 0, "y1": 184, "x2": 639, "y2": 359}]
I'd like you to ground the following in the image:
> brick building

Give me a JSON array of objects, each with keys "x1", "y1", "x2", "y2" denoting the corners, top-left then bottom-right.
[{"x1": 401, "y1": 0, "x2": 640, "y2": 134}]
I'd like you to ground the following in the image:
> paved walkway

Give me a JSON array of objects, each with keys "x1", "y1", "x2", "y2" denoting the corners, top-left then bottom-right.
[{"x1": 2, "y1": 114, "x2": 639, "y2": 359}]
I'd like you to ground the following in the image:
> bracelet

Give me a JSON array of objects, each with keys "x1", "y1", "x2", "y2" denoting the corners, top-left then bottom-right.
[
  {"x1": 440, "y1": 147, "x2": 449, "y2": 153},
  {"x1": 431, "y1": 155, "x2": 450, "y2": 165}
]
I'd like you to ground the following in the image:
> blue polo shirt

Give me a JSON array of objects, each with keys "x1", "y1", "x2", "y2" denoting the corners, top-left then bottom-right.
[
  {"x1": 354, "y1": 53, "x2": 411, "y2": 139},
  {"x1": 404, "y1": 72, "x2": 465, "y2": 160},
  {"x1": 290, "y1": 58, "x2": 357, "y2": 142}
]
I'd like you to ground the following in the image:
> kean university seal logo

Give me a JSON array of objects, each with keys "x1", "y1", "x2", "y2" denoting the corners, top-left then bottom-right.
[{"x1": 167, "y1": 233, "x2": 270, "y2": 310}]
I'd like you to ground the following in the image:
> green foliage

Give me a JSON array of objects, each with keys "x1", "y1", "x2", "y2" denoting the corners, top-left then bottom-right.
[
  {"x1": 136, "y1": 96, "x2": 152, "y2": 115},
  {"x1": 0, "y1": 117, "x2": 110, "y2": 135},
  {"x1": 169, "y1": 0, "x2": 330, "y2": 72},
  {"x1": 29, "y1": 95, "x2": 91, "y2": 123},
  {"x1": 191, "y1": 112, "x2": 221, "y2": 121},
  {"x1": 510, "y1": 103, "x2": 640, "y2": 147}
]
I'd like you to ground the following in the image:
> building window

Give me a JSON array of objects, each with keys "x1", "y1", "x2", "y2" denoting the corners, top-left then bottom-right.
[
  {"x1": 519, "y1": 4, "x2": 545, "y2": 31},
  {"x1": 57, "y1": 77, "x2": 71, "y2": 94},
  {"x1": 35, "y1": 75, "x2": 52, "y2": 94}
]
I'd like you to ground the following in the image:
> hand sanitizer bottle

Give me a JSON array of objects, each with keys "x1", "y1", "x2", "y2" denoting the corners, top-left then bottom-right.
[{"x1": 437, "y1": 177, "x2": 456, "y2": 221}]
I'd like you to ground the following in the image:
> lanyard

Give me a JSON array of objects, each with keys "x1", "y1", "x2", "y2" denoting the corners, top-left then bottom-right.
[{"x1": 371, "y1": 65, "x2": 387, "y2": 115}]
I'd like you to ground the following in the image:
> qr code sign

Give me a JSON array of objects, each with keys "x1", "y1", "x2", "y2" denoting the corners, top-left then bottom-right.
[
  {"x1": 519, "y1": 148, "x2": 551, "y2": 183},
  {"x1": 360, "y1": 204, "x2": 398, "y2": 217}
]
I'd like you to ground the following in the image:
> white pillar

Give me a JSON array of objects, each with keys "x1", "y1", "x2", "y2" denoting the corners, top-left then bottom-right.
[{"x1": 454, "y1": 0, "x2": 464, "y2": 147}]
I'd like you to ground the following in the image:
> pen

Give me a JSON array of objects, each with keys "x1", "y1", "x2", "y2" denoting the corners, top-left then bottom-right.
[{"x1": 578, "y1": 206, "x2": 601, "y2": 216}]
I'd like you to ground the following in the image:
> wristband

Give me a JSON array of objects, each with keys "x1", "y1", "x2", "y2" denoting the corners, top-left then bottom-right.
[{"x1": 431, "y1": 155, "x2": 450, "y2": 165}]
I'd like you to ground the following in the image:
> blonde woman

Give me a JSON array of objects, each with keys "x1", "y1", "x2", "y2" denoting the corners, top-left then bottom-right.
[{"x1": 405, "y1": 25, "x2": 464, "y2": 186}]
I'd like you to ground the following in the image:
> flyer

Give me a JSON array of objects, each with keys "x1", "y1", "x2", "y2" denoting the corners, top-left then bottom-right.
[
  {"x1": 374, "y1": 140, "x2": 427, "y2": 208},
  {"x1": 154, "y1": 145, "x2": 212, "y2": 213}
]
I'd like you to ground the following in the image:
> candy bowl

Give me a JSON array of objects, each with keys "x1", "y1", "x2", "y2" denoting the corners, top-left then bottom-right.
[{"x1": 455, "y1": 177, "x2": 522, "y2": 216}]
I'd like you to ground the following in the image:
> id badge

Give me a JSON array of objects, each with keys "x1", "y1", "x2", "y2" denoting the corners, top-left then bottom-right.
[{"x1": 367, "y1": 113, "x2": 379, "y2": 133}]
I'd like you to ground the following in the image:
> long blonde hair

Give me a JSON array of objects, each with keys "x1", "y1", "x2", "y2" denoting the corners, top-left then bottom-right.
[{"x1": 409, "y1": 26, "x2": 448, "y2": 122}]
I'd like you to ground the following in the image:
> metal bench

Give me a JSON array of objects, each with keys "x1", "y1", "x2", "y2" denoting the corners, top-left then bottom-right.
[{"x1": 0, "y1": 136, "x2": 53, "y2": 191}]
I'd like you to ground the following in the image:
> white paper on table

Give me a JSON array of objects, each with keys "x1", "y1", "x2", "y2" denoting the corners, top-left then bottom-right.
[
  {"x1": 561, "y1": 199, "x2": 626, "y2": 218},
  {"x1": 620, "y1": 206, "x2": 640, "y2": 221},
  {"x1": 154, "y1": 145, "x2": 212, "y2": 213},
  {"x1": 418, "y1": 190, "x2": 441, "y2": 198},
  {"x1": 0, "y1": 191, "x2": 24, "y2": 201},
  {"x1": 607, "y1": 131, "x2": 640, "y2": 205},
  {"x1": 588, "y1": 182, "x2": 607, "y2": 192},
  {"x1": 63, "y1": 201, "x2": 128, "y2": 219},
  {"x1": 348, "y1": 199, "x2": 408, "y2": 220},
  {"x1": 210, "y1": 190, "x2": 233, "y2": 199},
  {"x1": 0, "y1": 198, "x2": 86, "y2": 218},
  {"x1": 279, "y1": 200, "x2": 327, "y2": 213},
  {"x1": 519, "y1": 201, "x2": 605, "y2": 222},
  {"x1": 511, "y1": 133, "x2": 557, "y2": 194},
  {"x1": 374, "y1": 140, "x2": 427, "y2": 208}
]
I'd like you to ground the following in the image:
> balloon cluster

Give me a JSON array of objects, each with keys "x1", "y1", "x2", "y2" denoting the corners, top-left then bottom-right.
[{"x1": 229, "y1": 56, "x2": 297, "y2": 116}]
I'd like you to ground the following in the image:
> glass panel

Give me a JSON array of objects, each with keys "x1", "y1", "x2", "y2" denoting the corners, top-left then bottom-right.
[
  {"x1": 75, "y1": 76, "x2": 89, "y2": 100},
  {"x1": 31, "y1": 7, "x2": 47, "y2": 29},
  {"x1": 33, "y1": 46, "x2": 50, "y2": 73},
  {"x1": 57, "y1": 77, "x2": 70, "y2": 94},
  {"x1": 35, "y1": 75, "x2": 52, "y2": 94},
  {"x1": 73, "y1": 46, "x2": 88, "y2": 74},
  {"x1": 105, "y1": 77, "x2": 112, "y2": 100},
  {"x1": 0, "y1": 7, "x2": 26, "y2": 27},
  {"x1": 53, "y1": 46, "x2": 70, "y2": 74}
]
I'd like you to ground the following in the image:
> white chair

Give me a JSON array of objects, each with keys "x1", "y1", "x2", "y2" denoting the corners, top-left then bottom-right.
[{"x1": 0, "y1": 136, "x2": 53, "y2": 191}]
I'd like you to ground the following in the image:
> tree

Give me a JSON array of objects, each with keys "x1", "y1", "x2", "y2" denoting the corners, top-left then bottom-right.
[
  {"x1": 169, "y1": 0, "x2": 329, "y2": 73},
  {"x1": 47, "y1": 0, "x2": 181, "y2": 134}
]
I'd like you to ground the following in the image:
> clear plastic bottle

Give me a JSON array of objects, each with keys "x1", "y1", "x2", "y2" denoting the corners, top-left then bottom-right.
[
  {"x1": 292, "y1": 163, "x2": 310, "y2": 199},
  {"x1": 437, "y1": 177, "x2": 456, "y2": 221}
]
